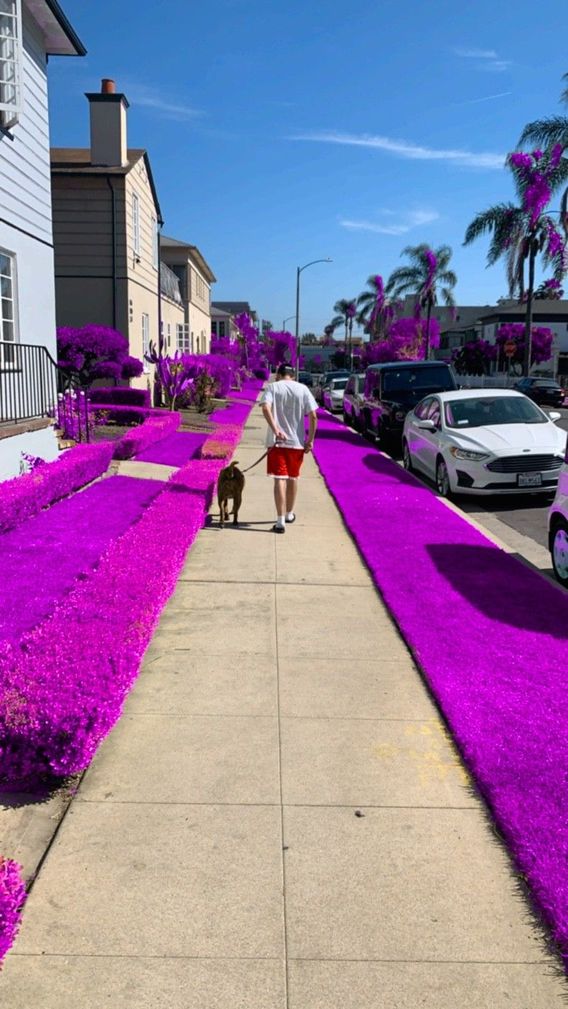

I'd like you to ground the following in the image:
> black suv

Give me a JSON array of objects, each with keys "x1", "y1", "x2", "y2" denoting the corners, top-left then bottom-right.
[
  {"x1": 361, "y1": 361, "x2": 458, "y2": 446},
  {"x1": 514, "y1": 376, "x2": 565, "y2": 407}
]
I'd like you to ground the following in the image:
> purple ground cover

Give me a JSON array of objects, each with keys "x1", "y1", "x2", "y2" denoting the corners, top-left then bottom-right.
[
  {"x1": 0, "y1": 463, "x2": 210, "y2": 783},
  {"x1": 135, "y1": 431, "x2": 207, "y2": 466},
  {"x1": 0, "y1": 442, "x2": 113, "y2": 535},
  {"x1": 171, "y1": 459, "x2": 225, "y2": 508},
  {"x1": 113, "y1": 412, "x2": 180, "y2": 460},
  {"x1": 0, "y1": 858, "x2": 25, "y2": 964},
  {"x1": 208, "y1": 400, "x2": 254, "y2": 426},
  {"x1": 0, "y1": 476, "x2": 161, "y2": 644},
  {"x1": 200, "y1": 424, "x2": 243, "y2": 460},
  {"x1": 313, "y1": 413, "x2": 568, "y2": 961}
]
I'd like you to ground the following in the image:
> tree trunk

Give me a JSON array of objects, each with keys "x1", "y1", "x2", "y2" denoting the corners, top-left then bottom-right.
[
  {"x1": 425, "y1": 298, "x2": 432, "y2": 361},
  {"x1": 523, "y1": 239, "x2": 536, "y2": 377}
]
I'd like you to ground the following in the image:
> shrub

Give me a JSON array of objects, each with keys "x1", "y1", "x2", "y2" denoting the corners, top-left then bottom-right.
[
  {"x1": 90, "y1": 405, "x2": 150, "y2": 426},
  {"x1": 0, "y1": 442, "x2": 113, "y2": 535},
  {"x1": 57, "y1": 325, "x2": 143, "y2": 389},
  {"x1": 0, "y1": 858, "x2": 26, "y2": 964},
  {"x1": 0, "y1": 463, "x2": 213, "y2": 783},
  {"x1": 200, "y1": 424, "x2": 243, "y2": 460},
  {"x1": 89, "y1": 388, "x2": 150, "y2": 408},
  {"x1": 113, "y1": 412, "x2": 181, "y2": 460}
]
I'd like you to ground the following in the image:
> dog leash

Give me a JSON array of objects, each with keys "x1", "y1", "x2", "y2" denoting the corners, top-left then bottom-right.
[{"x1": 240, "y1": 451, "x2": 268, "y2": 473}]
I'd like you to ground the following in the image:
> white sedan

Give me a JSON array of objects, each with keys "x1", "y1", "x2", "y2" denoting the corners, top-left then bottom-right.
[
  {"x1": 323, "y1": 377, "x2": 349, "y2": 413},
  {"x1": 402, "y1": 389, "x2": 566, "y2": 496}
]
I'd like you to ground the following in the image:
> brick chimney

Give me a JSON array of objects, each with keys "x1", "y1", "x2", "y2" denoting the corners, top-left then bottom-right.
[{"x1": 85, "y1": 78, "x2": 129, "y2": 167}]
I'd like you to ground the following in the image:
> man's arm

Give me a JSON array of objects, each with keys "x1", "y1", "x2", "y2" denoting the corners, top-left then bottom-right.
[
  {"x1": 262, "y1": 403, "x2": 286, "y2": 442},
  {"x1": 304, "y1": 410, "x2": 318, "y2": 453}
]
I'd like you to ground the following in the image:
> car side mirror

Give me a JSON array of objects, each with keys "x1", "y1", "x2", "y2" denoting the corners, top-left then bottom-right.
[
  {"x1": 416, "y1": 418, "x2": 437, "y2": 431},
  {"x1": 549, "y1": 411, "x2": 562, "y2": 421}
]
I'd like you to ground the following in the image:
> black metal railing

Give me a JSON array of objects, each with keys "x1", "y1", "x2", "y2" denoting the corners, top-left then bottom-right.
[{"x1": 0, "y1": 341, "x2": 59, "y2": 424}]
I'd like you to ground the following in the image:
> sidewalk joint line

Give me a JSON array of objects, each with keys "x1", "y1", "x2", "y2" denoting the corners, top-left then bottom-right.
[{"x1": 273, "y1": 528, "x2": 291, "y2": 1009}]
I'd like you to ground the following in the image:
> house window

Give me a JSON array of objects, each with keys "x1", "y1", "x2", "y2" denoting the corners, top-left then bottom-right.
[
  {"x1": 218, "y1": 321, "x2": 225, "y2": 338},
  {"x1": 151, "y1": 217, "x2": 158, "y2": 270},
  {"x1": 132, "y1": 193, "x2": 140, "y2": 256},
  {"x1": 0, "y1": 249, "x2": 17, "y2": 364},
  {"x1": 167, "y1": 322, "x2": 171, "y2": 349},
  {"x1": 176, "y1": 323, "x2": 190, "y2": 354},
  {"x1": 0, "y1": 0, "x2": 21, "y2": 130},
  {"x1": 142, "y1": 313, "x2": 150, "y2": 372}
]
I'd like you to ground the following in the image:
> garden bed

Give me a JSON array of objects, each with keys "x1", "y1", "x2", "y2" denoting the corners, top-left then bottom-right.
[
  {"x1": 313, "y1": 413, "x2": 568, "y2": 964},
  {"x1": 1, "y1": 475, "x2": 162, "y2": 643},
  {"x1": 135, "y1": 431, "x2": 207, "y2": 467},
  {"x1": 0, "y1": 443, "x2": 113, "y2": 535}
]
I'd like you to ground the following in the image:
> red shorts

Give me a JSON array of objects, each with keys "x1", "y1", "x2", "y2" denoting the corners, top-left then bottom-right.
[{"x1": 267, "y1": 446, "x2": 305, "y2": 479}]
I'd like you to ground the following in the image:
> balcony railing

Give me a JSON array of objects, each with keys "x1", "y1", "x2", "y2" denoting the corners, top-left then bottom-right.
[
  {"x1": 160, "y1": 261, "x2": 183, "y2": 304},
  {"x1": 0, "y1": 341, "x2": 59, "y2": 424}
]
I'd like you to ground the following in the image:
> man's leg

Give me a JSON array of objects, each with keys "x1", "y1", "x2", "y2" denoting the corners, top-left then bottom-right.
[
  {"x1": 286, "y1": 478, "x2": 298, "y2": 516},
  {"x1": 274, "y1": 478, "x2": 287, "y2": 527}
]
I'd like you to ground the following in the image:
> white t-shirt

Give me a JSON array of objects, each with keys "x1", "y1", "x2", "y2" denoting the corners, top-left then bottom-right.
[{"x1": 260, "y1": 380, "x2": 318, "y2": 449}]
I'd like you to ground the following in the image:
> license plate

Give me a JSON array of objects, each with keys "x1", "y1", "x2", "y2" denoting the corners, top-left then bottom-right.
[{"x1": 518, "y1": 472, "x2": 542, "y2": 487}]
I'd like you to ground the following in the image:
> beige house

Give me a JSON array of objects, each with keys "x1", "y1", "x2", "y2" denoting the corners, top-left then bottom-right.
[
  {"x1": 160, "y1": 236, "x2": 216, "y2": 355},
  {"x1": 50, "y1": 78, "x2": 184, "y2": 389}
]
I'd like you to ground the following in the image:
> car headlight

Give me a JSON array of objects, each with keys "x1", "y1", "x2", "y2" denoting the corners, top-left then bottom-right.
[{"x1": 449, "y1": 447, "x2": 490, "y2": 461}]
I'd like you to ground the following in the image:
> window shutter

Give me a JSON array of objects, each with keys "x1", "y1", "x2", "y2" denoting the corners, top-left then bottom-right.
[{"x1": 0, "y1": 0, "x2": 22, "y2": 129}]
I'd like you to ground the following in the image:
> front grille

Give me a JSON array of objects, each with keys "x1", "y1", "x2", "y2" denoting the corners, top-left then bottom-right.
[{"x1": 486, "y1": 454, "x2": 563, "y2": 473}]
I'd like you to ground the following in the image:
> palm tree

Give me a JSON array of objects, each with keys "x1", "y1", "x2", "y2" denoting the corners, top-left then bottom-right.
[
  {"x1": 356, "y1": 274, "x2": 397, "y2": 340},
  {"x1": 330, "y1": 298, "x2": 357, "y2": 368},
  {"x1": 386, "y1": 245, "x2": 457, "y2": 359},
  {"x1": 464, "y1": 146, "x2": 568, "y2": 374},
  {"x1": 518, "y1": 73, "x2": 568, "y2": 236}
]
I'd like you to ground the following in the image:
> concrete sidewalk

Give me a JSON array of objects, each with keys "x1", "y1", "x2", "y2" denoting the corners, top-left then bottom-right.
[{"x1": 2, "y1": 407, "x2": 566, "y2": 1006}]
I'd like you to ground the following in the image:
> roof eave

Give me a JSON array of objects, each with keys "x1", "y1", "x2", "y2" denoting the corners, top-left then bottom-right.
[{"x1": 25, "y1": 0, "x2": 86, "y2": 55}]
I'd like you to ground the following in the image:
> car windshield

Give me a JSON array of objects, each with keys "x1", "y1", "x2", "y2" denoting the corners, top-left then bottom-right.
[
  {"x1": 444, "y1": 396, "x2": 547, "y2": 428},
  {"x1": 534, "y1": 380, "x2": 560, "y2": 388},
  {"x1": 331, "y1": 379, "x2": 348, "y2": 390},
  {"x1": 381, "y1": 367, "x2": 454, "y2": 394}
]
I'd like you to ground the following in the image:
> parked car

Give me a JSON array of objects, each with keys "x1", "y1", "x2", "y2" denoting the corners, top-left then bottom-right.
[
  {"x1": 323, "y1": 376, "x2": 350, "y2": 413},
  {"x1": 361, "y1": 361, "x2": 458, "y2": 446},
  {"x1": 298, "y1": 370, "x2": 314, "y2": 387},
  {"x1": 548, "y1": 447, "x2": 568, "y2": 587},
  {"x1": 402, "y1": 389, "x2": 566, "y2": 497},
  {"x1": 514, "y1": 377, "x2": 565, "y2": 407},
  {"x1": 314, "y1": 369, "x2": 351, "y2": 404},
  {"x1": 342, "y1": 373, "x2": 367, "y2": 430}
]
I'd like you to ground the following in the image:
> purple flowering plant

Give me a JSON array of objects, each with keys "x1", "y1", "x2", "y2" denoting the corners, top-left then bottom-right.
[
  {"x1": 0, "y1": 858, "x2": 26, "y2": 964},
  {"x1": 57, "y1": 325, "x2": 143, "y2": 389}
]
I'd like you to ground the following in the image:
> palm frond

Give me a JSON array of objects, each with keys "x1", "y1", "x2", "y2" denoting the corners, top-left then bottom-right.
[
  {"x1": 437, "y1": 269, "x2": 457, "y2": 288},
  {"x1": 439, "y1": 287, "x2": 456, "y2": 308},
  {"x1": 562, "y1": 72, "x2": 568, "y2": 106},
  {"x1": 518, "y1": 115, "x2": 568, "y2": 149},
  {"x1": 434, "y1": 245, "x2": 453, "y2": 271},
  {"x1": 463, "y1": 203, "x2": 519, "y2": 246}
]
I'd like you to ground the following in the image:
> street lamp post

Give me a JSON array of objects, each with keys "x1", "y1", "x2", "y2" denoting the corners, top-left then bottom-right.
[
  {"x1": 283, "y1": 314, "x2": 296, "y2": 331},
  {"x1": 295, "y1": 258, "x2": 332, "y2": 378}
]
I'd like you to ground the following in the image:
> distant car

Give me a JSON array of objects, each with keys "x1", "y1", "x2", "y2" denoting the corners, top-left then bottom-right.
[
  {"x1": 342, "y1": 373, "x2": 366, "y2": 430},
  {"x1": 298, "y1": 370, "x2": 314, "y2": 387},
  {"x1": 514, "y1": 377, "x2": 565, "y2": 407},
  {"x1": 402, "y1": 388, "x2": 566, "y2": 497},
  {"x1": 323, "y1": 376, "x2": 349, "y2": 413},
  {"x1": 361, "y1": 361, "x2": 458, "y2": 446},
  {"x1": 314, "y1": 369, "x2": 351, "y2": 404}
]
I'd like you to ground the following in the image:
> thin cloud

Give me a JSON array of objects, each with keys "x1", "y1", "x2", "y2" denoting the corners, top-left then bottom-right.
[
  {"x1": 454, "y1": 46, "x2": 512, "y2": 73},
  {"x1": 341, "y1": 209, "x2": 439, "y2": 236},
  {"x1": 128, "y1": 85, "x2": 204, "y2": 121},
  {"x1": 289, "y1": 131, "x2": 505, "y2": 169},
  {"x1": 453, "y1": 91, "x2": 512, "y2": 106},
  {"x1": 454, "y1": 47, "x2": 498, "y2": 59}
]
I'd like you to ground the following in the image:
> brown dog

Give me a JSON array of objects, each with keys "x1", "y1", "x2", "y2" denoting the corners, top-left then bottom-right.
[{"x1": 217, "y1": 461, "x2": 245, "y2": 527}]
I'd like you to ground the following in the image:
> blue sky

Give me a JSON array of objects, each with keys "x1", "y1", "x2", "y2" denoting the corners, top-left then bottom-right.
[{"x1": 48, "y1": 0, "x2": 568, "y2": 335}]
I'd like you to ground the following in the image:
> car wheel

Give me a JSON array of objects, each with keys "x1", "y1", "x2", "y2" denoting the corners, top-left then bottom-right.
[
  {"x1": 436, "y1": 457, "x2": 451, "y2": 498},
  {"x1": 402, "y1": 439, "x2": 413, "y2": 472},
  {"x1": 551, "y1": 518, "x2": 568, "y2": 588}
]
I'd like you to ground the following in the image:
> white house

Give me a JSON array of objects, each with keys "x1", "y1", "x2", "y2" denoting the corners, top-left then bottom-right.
[{"x1": 0, "y1": 0, "x2": 85, "y2": 480}]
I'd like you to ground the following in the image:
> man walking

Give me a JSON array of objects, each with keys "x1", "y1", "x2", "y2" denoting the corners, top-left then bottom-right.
[{"x1": 260, "y1": 364, "x2": 318, "y2": 533}]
